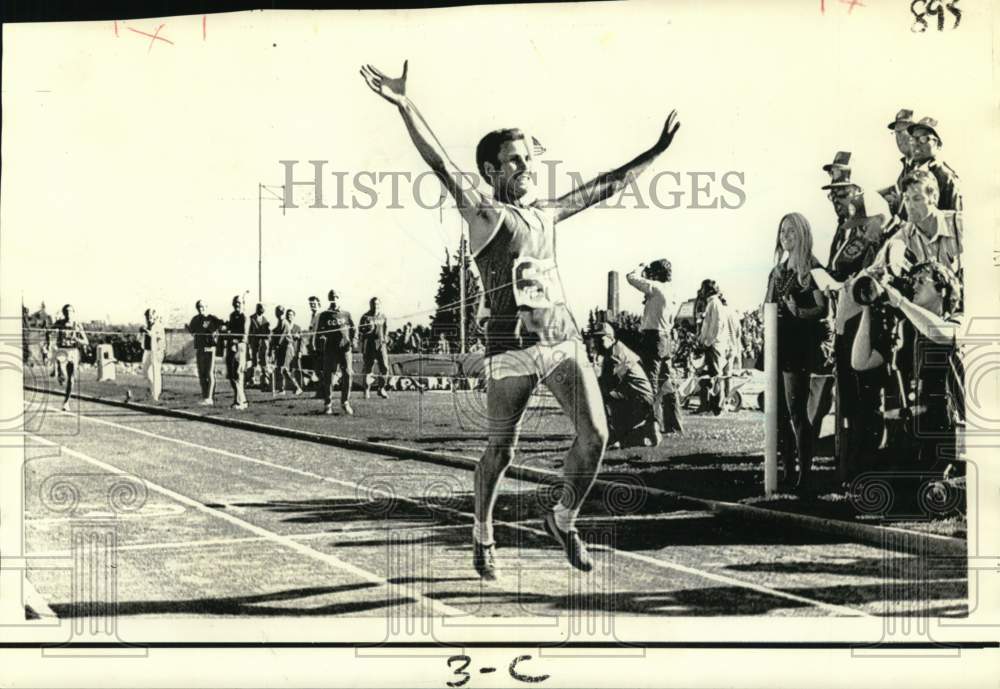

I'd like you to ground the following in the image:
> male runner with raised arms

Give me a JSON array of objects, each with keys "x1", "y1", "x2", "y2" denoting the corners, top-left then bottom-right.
[{"x1": 361, "y1": 61, "x2": 680, "y2": 579}]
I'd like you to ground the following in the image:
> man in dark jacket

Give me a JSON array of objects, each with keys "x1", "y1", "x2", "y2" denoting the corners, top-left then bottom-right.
[
  {"x1": 592, "y1": 323, "x2": 659, "y2": 449},
  {"x1": 187, "y1": 300, "x2": 224, "y2": 405},
  {"x1": 224, "y1": 295, "x2": 248, "y2": 410},
  {"x1": 359, "y1": 296, "x2": 391, "y2": 399},
  {"x1": 316, "y1": 289, "x2": 356, "y2": 415},
  {"x1": 907, "y1": 116, "x2": 962, "y2": 213}
]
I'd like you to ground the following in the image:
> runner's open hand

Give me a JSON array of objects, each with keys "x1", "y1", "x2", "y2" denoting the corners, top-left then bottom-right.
[
  {"x1": 653, "y1": 110, "x2": 681, "y2": 153},
  {"x1": 360, "y1": 61, "x2": 408, "y2": 106}
]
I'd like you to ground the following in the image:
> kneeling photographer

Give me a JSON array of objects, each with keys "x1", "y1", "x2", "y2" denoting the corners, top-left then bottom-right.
[
  {"x1": 850, "y1": 258, "x2": 964, "y2": 474},
  {"x1": 590, "y1": 323, "x2": 660, "y2": 449}
]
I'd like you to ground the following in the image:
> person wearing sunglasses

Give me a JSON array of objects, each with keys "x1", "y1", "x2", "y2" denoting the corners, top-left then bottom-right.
[
  {"x1": 880, "y1": 109, "x2": 916, "y2": 217},
  {"x1": 821, "y1": 176, "x2": 888, "y2": 484},
  {"x1": 906, "y1": 116, "x2": 962, "y2": 213}
]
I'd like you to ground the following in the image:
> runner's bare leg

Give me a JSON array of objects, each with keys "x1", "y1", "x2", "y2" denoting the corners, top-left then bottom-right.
[
  {"x1": 543, "y1": 353, "x2": 609, "y2": 518},
  {"x1": 474, "y1": 373, "x2": 537, "y2": 546}
]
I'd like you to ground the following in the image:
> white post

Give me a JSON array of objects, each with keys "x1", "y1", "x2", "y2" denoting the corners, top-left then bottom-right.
[
  {"x1": 458, "y1": 232, "x2": 466, "y2": 355},
  {"x1": 764, "y1": 303, "x2": 778, "y2": 495}
]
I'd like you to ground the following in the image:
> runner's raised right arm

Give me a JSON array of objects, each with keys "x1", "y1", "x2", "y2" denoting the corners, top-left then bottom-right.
[{"x1": 360, "y1": 61, "x2": 501, "y2": 247}]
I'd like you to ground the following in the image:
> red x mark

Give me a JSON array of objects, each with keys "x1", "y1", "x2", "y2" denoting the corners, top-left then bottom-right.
[
  {"x1": 839, "y1": 0, "x2": 865, "y2": 12},
  {"x1": 127, "y1": 24, "x2": 174, "y2": 52}
]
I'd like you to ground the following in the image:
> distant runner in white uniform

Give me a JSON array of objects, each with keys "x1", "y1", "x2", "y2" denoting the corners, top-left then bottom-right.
[{"x1": 361, "y1": 60, "x2": 680, "y2": 579}]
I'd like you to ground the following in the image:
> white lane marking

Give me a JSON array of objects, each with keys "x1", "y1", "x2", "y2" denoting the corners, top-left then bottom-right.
[
  {"x1": 27, "y1": 524, "x2": 472, "y2": 558},
  {"x1": 27, "y1": 433, "x2": 467, "y2": 619},
  {"x1": 27, "y1": 503, "x2": 188, "y2": 524},
  {"x1": 23, "y1": 576, "x2": 58, "y2": 621},
  {"x1": 45, "y1": 408, "x2": 872, "y2": 617}
]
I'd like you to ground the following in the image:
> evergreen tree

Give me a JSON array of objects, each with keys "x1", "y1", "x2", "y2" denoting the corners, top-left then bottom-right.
[{"x1": 430, "y1": 240, "x2": 482, "y2": 352}]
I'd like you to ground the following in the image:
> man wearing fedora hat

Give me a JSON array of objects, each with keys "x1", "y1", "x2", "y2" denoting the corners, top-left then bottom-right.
[
  {"x1": 822, "y1": 150, "x2": 853, "y2": 185},
  {"x1": 820, "y1": 165, "x2": 887, "y2": 482},
  {"x1": 907, "y1": 116, "x2": 962, "y2": 213}
]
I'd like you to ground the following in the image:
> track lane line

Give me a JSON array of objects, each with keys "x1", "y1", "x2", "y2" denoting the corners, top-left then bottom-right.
[
  {"x1": 27, "y1": 432, "x2": 468, "y2": 619},
  {"x1": 39, "y1": 408, "x2": 872, "y2": 617},
  {"x1": 26, "y1": 524, "x2": 473, "y2": 558}
]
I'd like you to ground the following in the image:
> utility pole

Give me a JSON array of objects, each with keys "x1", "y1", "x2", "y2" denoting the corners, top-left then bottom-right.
[
  {"x1": 257, "y1": 183, "x2": 263, "y2": 303},
  {"x1": 257, "y1": 183, "x2": 286, "y2": 304}
]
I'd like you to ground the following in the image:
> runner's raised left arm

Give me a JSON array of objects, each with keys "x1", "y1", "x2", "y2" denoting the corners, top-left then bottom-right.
[{"x1": 552, "y1": 111, "x2": 680, "y2": 223}]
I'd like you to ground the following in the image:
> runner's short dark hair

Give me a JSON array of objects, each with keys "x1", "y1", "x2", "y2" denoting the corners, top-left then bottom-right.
[{"x1": 476, "y1": 128, "x2": 527, "y2": 180}]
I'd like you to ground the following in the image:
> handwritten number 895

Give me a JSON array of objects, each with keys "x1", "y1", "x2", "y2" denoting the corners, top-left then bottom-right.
[{"x1": 910, "y1": 0, "x2": 962, "y2": 32}]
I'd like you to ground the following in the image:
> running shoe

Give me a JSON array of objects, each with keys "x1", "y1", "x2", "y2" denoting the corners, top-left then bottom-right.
[
  {"x1": 473, "y1": 541, "x2": 497, "y2": 580},
  {"x1": 542, "y1": 512, "x2": 593, "y2": 572}
]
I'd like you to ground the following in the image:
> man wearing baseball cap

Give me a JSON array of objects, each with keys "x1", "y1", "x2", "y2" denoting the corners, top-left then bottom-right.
[
  {"x1": 882, "y1": 109, "x2": 916, "y2": 217},
  {"x1": 590, "y1": 322, "x2": 659, "y2": 449},
  {"x1": 316, "y1": 289, "x2": 356, "y2": 415},
  {"x1": 907, "y1": 116, "x2": 962, "y2": 213}
]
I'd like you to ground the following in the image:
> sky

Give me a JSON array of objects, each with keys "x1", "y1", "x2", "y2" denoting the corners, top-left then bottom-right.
[{"x1": 2, "y1": 1, "x2": 995, "y2": 330}]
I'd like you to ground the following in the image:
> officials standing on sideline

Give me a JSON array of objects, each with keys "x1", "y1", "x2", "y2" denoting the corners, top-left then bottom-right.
[
  {"x1": 187, "y1": 300, "x2": 224, "y2": 405},
  {"x1": 316, "y1": 289, "x2": 356, "y2": 416},
  {"x1": 225, "y1": 295, "x2": 249, "y2": 410},
  {"x1": 359, "y1": 296, "x2": 391, "y2": 400}
]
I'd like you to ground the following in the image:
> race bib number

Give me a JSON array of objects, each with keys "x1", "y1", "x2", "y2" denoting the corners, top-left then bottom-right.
[{"x1": 512, "y1": 256, "x2": 562, "y2": 310}]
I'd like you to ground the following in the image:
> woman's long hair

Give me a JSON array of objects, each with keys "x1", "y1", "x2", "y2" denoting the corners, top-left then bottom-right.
[{"x1": 773, "y1": 212, "x2": 815, "y2": 288}]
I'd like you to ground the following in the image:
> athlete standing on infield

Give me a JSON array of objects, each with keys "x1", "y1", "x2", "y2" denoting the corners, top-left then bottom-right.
[
  {"x1": 316, "y1": 289, "x2": 356, "y2": 416},
  {"x1": 359, "y1": 296, "x2": 391, "y2": 399},
  {"x1": 361, "y1": 60, "x2": 680, "y2": 579}
]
